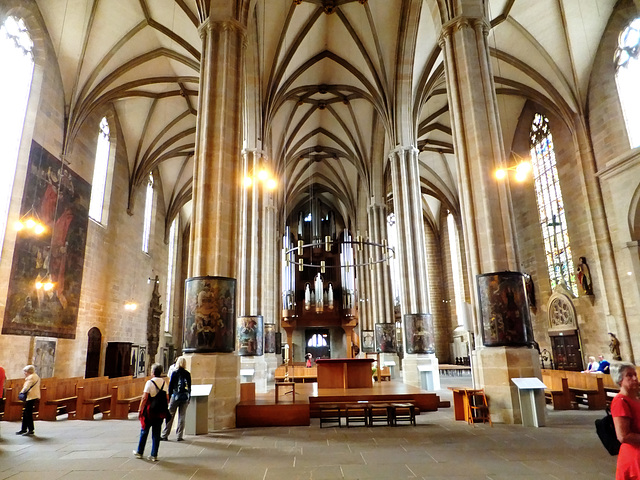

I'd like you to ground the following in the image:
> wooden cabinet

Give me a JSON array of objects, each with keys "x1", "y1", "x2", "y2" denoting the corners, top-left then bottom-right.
[{"x1": 104, "y1": 342, "x2": 132, "y2": 378}]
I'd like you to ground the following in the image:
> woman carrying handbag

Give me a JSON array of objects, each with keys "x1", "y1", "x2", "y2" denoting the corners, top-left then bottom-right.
[{"x1": 17, "y1": 365, "x2": 40, "y2": 436}]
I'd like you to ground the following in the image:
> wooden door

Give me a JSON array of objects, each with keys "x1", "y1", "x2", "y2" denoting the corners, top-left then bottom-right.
[
  {"x1": 551, "y1": 333, "x2": 583, "y2": 371},
  {"x1": 84, "y1": 327, "x2": 102, "y2": 378},
  {"x1": 104, "y1": 342, "x2": 132, "y2": 378}
]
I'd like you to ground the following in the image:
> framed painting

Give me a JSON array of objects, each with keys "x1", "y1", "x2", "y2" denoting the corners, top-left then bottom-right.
[
  {"x1": 162, "y1": 347, "x2": 169, "y2": 373},
  {"x1": 138, "y1": 345, "x2": 147, "y2": 376},
  {"x1": 33, "y1": 337, "x2": 57, "y2": 378},
  {"x1": 404, "y1": 314, "x2": 435, "y2": 354},
  {"x1": 375, "y1": 323, "x2": 397, "y2": 353},
  {"x1": 183, "y1": 275, "x2": 236, "y2": 353},
  {"x1": 130, "y1": 345, "x2": 139, "y2": 378},
  {"x1": 2, "y1": 142, "x2": 91, "y2": 339},
  {"x1": 237, "y1": 315, "x2": 263, "y2": 356},
  {"x1": 264, "y1": 323, "x2": 276, "y2": 353},
  {"x1": 477, "y1": 271, "x2": 532, "y2": 347},
  {"x1": 361, "y1": 330, "x2": 375, "y2": 353}
]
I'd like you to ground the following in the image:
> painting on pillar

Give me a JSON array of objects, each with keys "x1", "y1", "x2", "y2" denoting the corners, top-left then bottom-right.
[
  {"x1": 404, "y1": 314, "x2": 435, "y2": 354},
  {"x1": 477, "y1": 271, "x2": 533, "y2": 347},
  {"x1": 264, "y1": 323, "x2": 276, "y2": 353},
  {"x1": 375, "y1": 323, "x2": 397, "y2": 353},
  {"x1": 237, "y1": 315, "x2": 263, "y2": 356},
  {"x1": 183, "y1": 276, "x2": 236, "y2": 353},
  {"x1": 361, "y1": 330, "x2": 375, "y2": 353}
]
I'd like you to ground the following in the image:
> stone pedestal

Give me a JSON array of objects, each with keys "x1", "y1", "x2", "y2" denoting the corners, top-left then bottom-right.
[
  {"x1": 185, "y1": 353, "x2": 239, "y2": 430},
  {"x1": 379, "y1": 353, "x2": 400, "y2": 379},
  {"x1": 473, "y1": 346, "x2": 541, "y2": 424},
  {"x1": 240, "y1": 355, "x2": 269, "y2": 393},
  {"x1": 402, "y1": 353, "x2": 440, "y2": 390}
]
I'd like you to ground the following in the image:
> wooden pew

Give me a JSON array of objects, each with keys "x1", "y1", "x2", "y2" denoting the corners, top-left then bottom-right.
[
  {"x1": 39, "y1": 377, "x2": 83, "y2": 420},
  {"x1": 274, "y1": 366, "x2": 287, "y2": 382},
  {"x1": 110, "y1": 377, "x2": 148, "y2": 419},
  {"x1": 2, "y1": 376, "x2": 69, "y2": 421},
  {"x1": 76, "y1": 376, "x2": 132, "y2": 420},
  {"x1": 563, "y1": 371, "x2": 607, "y2": 410},
  {"x1": 374, "y1": 366, "x2": 391, "y2": 382},
  {"x1": 541, "y1": 371, "x2": 573, "y2": 410}
]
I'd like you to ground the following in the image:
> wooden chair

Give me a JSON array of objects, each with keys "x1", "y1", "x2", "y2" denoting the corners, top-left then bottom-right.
[{"x1": 465, "y1": 389, "x2": 491, "y2": 426}]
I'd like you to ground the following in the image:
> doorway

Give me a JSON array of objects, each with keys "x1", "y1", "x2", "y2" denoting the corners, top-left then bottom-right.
[
  {"x1": 550, "y1": 332, "x2": 583, "y2": 371},
  {"x1": 85, "y1": 327, "x2": 102, "y2": 378},
  {"x1": 305, "y1": 329, "x2": 330, "y2": 361}
]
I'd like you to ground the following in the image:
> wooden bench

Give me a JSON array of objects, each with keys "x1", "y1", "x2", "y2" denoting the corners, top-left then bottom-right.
[
  {"x1": 564, "y1": 371, "x2": 607, "y2": 410},
  {"x1": 316, "y1": 402, "x2": 342, "y2": 428},
  {"x1": 76, "y1": 376, "x2": 132, "y2": 420},
  {"x1": 541, "y1": 371, "x2": 573, "y2": 410},
  {"x1": 110, "y1": 377, "x2": 148, "y2": 419},
  {"x1": 2, "y1": 376, "x2": 73, "y2": 421},
  {"x1": 373, "y1": 366, "x2": 391, "y2": 382},
  {"x1": 39, "y1": 377, "x2": 83, "y2": 420},
  {"x1": 274, "y1": 365, "x2": 317, "y2": 383},
  {"x1": 313, "y1": 400, "x2": 417, "y2": 427}
]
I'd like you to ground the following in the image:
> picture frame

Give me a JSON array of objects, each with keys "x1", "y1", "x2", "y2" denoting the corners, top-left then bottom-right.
[
  {"x1": 138, "y1": 345, "x2": 147, "y2": 376},
  {"x1": 130, "y1": 345, "x2": 139, "y2": 378},
  {"x1": 361, "y1": 330, "x2": 375, "y2": 353},
  {"x1": 375, "y1": 323, "x2": 397, "y2": 353},
  {"x1": 33, "y1": 336, "x2": 57, "y2": 378},
  {"x1": 404, "y1": 314, "x2": 435, "y2": 354}
]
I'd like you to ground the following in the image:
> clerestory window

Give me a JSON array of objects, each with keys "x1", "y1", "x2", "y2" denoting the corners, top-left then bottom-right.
[
  {"x1": 88, "y1": 117, "x2": 112, "y2": 224},
  {"x1": 142, "y1": 173, "x2": 154, "y2": 253},
  {"x1": 614, "y1": 17, "x2": 640, "y2": 149}
]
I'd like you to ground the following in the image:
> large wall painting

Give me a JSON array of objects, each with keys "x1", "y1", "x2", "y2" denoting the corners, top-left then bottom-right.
[
  {"x1": 404, "y1": 314, "x2": 435, "y2": 354},
  {"x1": 183, "y1": 276, "x2": 236, "y2": 353},
  {"x1": 237, "y1": 315, "x2": 263, "y2": 356},
  {"x1": 477, "y1": 271, "x2": 533, "y2": 347},
  {"x1": 375, "y1": 323, "x2": 397, "y2": 353},
  {"x1": 2, "y1": 142, "x2": 90, "y2": 339}
]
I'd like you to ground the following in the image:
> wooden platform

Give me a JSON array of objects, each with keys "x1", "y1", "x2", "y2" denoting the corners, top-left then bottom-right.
[{"x1": 236, "y1": 380, "x2": 448, "y2": 428}]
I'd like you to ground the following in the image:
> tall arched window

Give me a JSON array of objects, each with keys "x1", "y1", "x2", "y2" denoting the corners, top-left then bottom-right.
[
  {"x1": 530, "y1": 113, "x2": 577, "y2": 295},
  {"x1": 386, "y1": 213, "x2": 400, "y2": 305},
  {"x1": 447, "y1": 213, "x2": 464, "y2": 326},
  {"x1": 614, "y1": 17, "x2": 640, "y2": 149},
  {"x1": 142, "y1": 173, "x2": 154, "y2": 253},
  {"x1": 0, "y1": 16, "x2": 34, "y2": 253},
  {"x1": 164, "y1": 217, "x2": 178, "y2": 332},
  {"x1": 88, "y1": 117, "x2": 111, "y2": 224}
]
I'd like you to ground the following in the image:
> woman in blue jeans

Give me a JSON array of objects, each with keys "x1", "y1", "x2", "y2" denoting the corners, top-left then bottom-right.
[{"x1": 133, "y1": 363, "x2": 168, "y2": 462}]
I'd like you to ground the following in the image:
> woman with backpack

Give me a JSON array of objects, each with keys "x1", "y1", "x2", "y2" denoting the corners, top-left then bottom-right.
[
  {"x1": 161, "y1": 356, "x2": 191, "y2": 441},
  {"x1": 133, "y1": 363, "x2": 169, "y2": 462}
]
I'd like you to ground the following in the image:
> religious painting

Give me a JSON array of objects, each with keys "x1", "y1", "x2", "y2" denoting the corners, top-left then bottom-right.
[
  {"x1": 33, "y1": 337, "x2": 57, "y2": 378},
  {"x1": 130, "y1": 345, "x2": 139, "y2": 378},
  {"x1": 3, "y1": 141, "x2": 91, "y2": 339},
  {"x1": 361, "y1": 330, "x2": 375, "y2": 353},
  {"x1": 162, "y1": 347, "x2": 169, "y2": 373},
  {"x1": 183, "y1": 276, "x2": 236, "y2": 353},
  {"x1": 264, "y1": 323, "x2": 276, "y2": 353},
  {"x1": 237, "y1": 315, "x2": 263, "y2": 356},
  {"x1": 477, "y1": 271, "x2": 533, "y2": 347},
  {"x1": 138, "y1": 345, "x2": 147, "y2": 376},
  {"x1": 275, "y1": 332, "x2": 282, "y2": 355},
  {"x1": 404, "y1": 314, "x2": 435, "y2": 354},
  {"x1": 375, "y1": 323, "x2": 397, "y2": 353}
]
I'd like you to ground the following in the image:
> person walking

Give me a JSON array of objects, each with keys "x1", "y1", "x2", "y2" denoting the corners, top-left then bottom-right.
[
  {"x1": 133, "y1": 363, "x2": 169, "y2": 462},
  {"x1": 611, "y1": 362, "x2": 640, "y2": 479},
  {"x1": 161, "y1": 356, "x2": 191, "y2": 441},
  {"x1": 0, "y1": 364, "x2": 5, "y2": 437},
  {"x1": 17, "y1": 365, "x2": 40, "y2": 435}
]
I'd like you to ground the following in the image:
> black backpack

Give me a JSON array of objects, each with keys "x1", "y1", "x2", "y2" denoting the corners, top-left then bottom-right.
[
  {"x1": 173, "y1": 373, "x2": 190, "y2": 403},
  {"x1": 148, "y1": 379, "x2": 169, "y2": 418},
  {"x1": 595, "y1": 407, "x2": 620, "y2": 456}
]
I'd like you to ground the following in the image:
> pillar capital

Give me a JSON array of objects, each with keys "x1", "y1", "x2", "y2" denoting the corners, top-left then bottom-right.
[
  {"x1": 198, "y1": 17, "x2": 247, "y2": 46},
  {"x1": 388, "y1": 145, "x2": 419, "y2": 161},
  {"x1": 439, "y1": 16, "x2": 489, "y2": 47}
]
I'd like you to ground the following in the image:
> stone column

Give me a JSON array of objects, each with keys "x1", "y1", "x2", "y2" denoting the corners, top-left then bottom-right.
[
  {"x1": 388, "y1": 146, "x2": 435, "y2": 387},
  {"x1": 439, "y1": 7, "x2": 536, "y2": 423},
  {"x1": 367, "y1": 201, "x2": 398, "y2": 370},
  {"x1": 187, "y1": 11, "x2": 247, "y2": 430}
]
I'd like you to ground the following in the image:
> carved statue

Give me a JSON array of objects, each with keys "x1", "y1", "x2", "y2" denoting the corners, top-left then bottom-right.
[
  {"x1": 147, "y1": 275, "x2": 163, "y2": 367},
  {"x1": 609, "y1": 332, "x2": 622, "y2": 361}
]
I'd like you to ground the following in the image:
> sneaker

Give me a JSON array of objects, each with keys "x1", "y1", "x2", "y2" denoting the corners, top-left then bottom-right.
[
  {"x1": 24, "y1": 431, "x2": 35, "y2": 436},
  {"x1": 132, "y1": 450, "x2": 142, "y2": 459},
  {"x1": 16, "y1": 430, "x2": 27, "y2": 435},
  {"x1": 160, "y1": 436, "x2": 168, "y2": 441},
  {"x1": 148, "y1": 456, "x2": 158, "y2": 462},
  {"x1": 177, "y1": 437, "x2": 184, "y2": 442}
]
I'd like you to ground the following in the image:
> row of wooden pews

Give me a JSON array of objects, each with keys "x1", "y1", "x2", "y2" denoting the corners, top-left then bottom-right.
[
  {"x1": 1, "y1": 375, "x2": 150, "y2": 421},
  {"x1": 541, "y1": 369, "x2": 620, "y2": 410},
  {"x1": 274, "y1": 365, "x2": 318, "y2": 383}
]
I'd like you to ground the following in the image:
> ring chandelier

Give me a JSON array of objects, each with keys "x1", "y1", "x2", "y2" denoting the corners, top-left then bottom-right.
[{"x1": 285, "y1": 236, "x2": 396, "y2": 272}]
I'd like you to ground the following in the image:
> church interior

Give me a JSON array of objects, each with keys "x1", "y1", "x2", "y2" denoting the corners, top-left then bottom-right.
[{"x1": 0, "y1": 0, "x2": 639, "y2": 438}]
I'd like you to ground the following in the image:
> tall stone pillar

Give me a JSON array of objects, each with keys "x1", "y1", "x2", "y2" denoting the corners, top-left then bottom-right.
[
  {"x1": 187, "y1": 8, "x2": 247, "y2": 430},
  {"x1": 367, "y1": 201, "x2": 398, "y2": 370},
  {"x1": 439, "y1": 4, "x2": 536, "y2": 423},
  {"x1": 388, "y1": 146, "x2": 436, "y2": 387}
]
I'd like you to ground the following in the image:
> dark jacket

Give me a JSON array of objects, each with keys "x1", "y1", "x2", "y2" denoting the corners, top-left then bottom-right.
[{"x1": 168, "y1": 367, "x2": 192, "y2": 396}]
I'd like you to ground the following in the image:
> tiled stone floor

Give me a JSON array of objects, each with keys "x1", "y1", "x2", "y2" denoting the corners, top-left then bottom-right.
[{"x1": 0, "y1": 376, "x2": 616, "y2": 479}]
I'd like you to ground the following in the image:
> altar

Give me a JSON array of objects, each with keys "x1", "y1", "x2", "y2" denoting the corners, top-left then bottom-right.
[{"x1": 316, "y1": 358, "x2": 375, "y2": 389}]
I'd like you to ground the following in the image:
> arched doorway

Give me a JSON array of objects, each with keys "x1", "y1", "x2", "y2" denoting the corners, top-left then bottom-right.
[{"x1": 85, "y1": 327, "x2": 102, "y2": 378}]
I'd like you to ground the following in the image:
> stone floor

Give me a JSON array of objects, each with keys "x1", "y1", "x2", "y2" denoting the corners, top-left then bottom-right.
[{"x1": 0, "y1": 375, "x2": 617, "y2": 480}]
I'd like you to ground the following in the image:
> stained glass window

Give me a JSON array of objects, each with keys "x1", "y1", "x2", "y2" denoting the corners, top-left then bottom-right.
[
  {"x1": 530, "y1": 113, "x2": 577, "y2": 295},
  {"x1": 164, "y1": 217, "x2": 178, "y2": 332},
  {"x1": 0, "y1": 16, "x2": 34, "y2": 254},
  {"x1": 307, "y1": 333, "x2": 328, "y2": 347},
  {"x1": 142, "y1": 173, "x2": 154, "y2": 253},
  {"x1": 88, "y1": 117, "x2": 111, "y2": 223},
  {"x1": 614, "y1": 17, "x2": 640, "y2": 148}
]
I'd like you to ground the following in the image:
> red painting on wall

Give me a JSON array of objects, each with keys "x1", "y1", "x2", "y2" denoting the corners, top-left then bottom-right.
[{"x1": 2, "y1": 142, "x2": 90, "y2": 339}]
